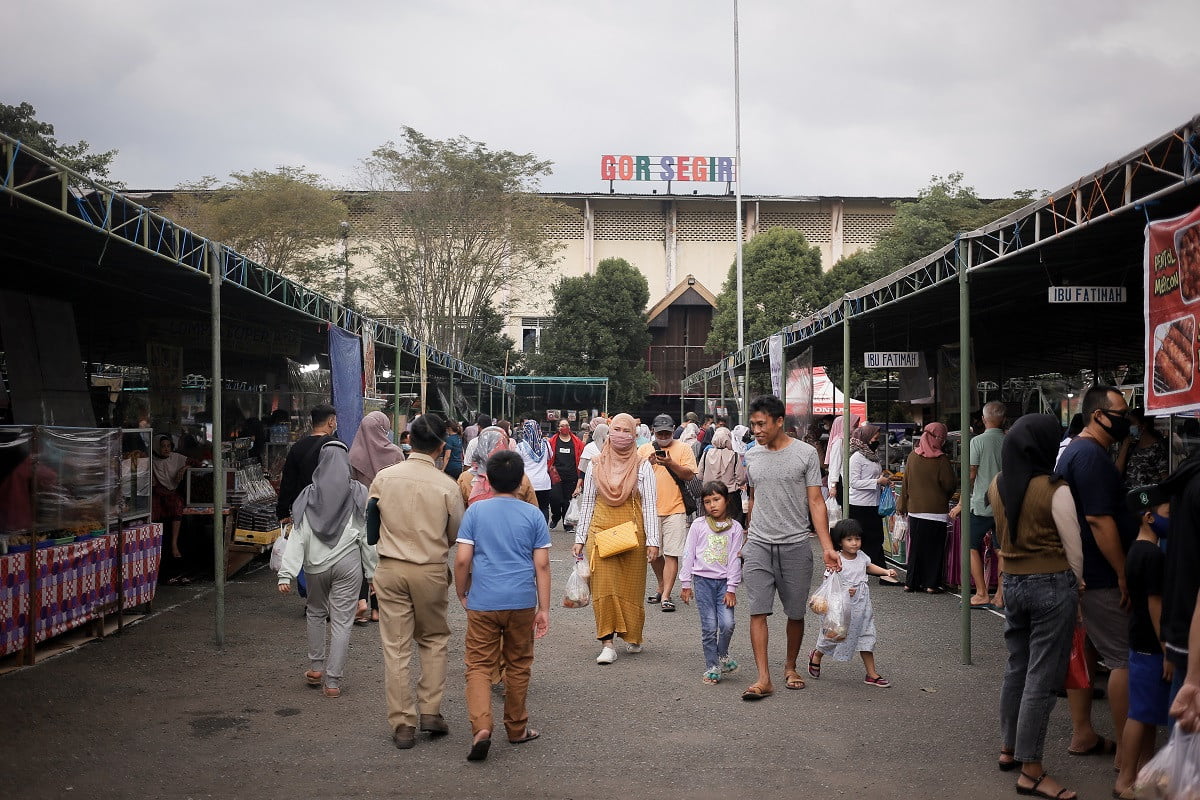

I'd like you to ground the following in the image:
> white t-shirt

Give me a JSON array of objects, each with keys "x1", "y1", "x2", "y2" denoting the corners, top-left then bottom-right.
[{"x1": 518, "y1": 440, "x2": 552, "y2": 491}]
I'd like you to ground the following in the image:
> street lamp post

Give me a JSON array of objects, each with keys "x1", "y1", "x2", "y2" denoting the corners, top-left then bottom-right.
[
  {"x1": 733, "y1": 0, "x2": 746, "y2": 413},
  {"x1": 339, "y1": 221, "x2": 350, "y2": 307}
]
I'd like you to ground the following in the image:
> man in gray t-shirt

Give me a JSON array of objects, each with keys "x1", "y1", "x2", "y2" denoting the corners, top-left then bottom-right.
[{"x1": 739, "y1": 395, "x2": 840, "y2": 701}]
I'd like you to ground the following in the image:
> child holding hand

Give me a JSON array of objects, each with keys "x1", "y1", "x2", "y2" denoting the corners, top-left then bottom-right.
[
  {"x1": 808, "y1": 519, "x2": 897, "y2": 687},
  {"x1": 680, "y1": 482, "x2": 746, "y2": 684}
]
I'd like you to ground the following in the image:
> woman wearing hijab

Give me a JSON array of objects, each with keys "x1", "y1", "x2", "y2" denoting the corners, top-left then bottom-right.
[
  {"x1": 571, "y1": 413, "x2": 661, "y2": 665},
  {"x1": 574, "y1": 424, "x2": 608, "y2": 499},
  {"x1": 825, "y1": 413, "x2": 862, "y2": 507},
  {"x1": 348, "y1": 410, "x2": 404, "y2": 622},
  {"x1": 458, "y1": 426, "x2": 538, "y2": 507},
  {"x1": 847, "y1": 424, "x2": 901, "y2": 586},
  {"x1": 897, "y1": 422, "x2": 957, "y2": 593},
  {"x1": 517, "y1": 418, "x2": 553, "y2": 522},
  {"x1": 277, "y1": 440, "x2": 377, "y2": 698},
  {"x1": 635, "y1": 424, "x2": 652, "y2": 448},
  {"x1": 697, "y1": 427, "x2": 747, "y2": 524},
  {"x1": 989, "y1": 415, "x2": 1083, "y2": 799}
]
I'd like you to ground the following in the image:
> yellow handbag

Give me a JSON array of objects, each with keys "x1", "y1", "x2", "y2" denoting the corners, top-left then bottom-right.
[{"x1": 593, "y1": 520, "x2": 639, "y2": 559}]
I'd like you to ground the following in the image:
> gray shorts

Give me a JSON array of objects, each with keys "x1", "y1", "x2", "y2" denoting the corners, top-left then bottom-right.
[
  {"x1": 659, "y1": 513, "x2": 689, "y2": 558},
  {"x1": 742, "y1": 539, "x2": 814, "y2": 619},
  {"x1": 1081, "y1": 587, "x2": 1130, "y2": 670}
]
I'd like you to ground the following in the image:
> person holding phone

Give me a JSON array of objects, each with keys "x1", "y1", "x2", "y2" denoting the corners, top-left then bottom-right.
[{"x1": 638, "y1": 414, "x2": 698, "y2": 612}]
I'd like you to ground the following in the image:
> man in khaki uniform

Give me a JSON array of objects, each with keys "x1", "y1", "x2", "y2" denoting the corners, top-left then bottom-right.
[{"x1": 368, "y1": 413, "x2": 465, "y2": 750}]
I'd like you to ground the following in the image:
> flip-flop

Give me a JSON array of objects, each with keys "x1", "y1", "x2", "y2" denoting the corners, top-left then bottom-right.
[
  {"x1": 741, "y1": 684, "x2": 773, "y2": 701},
  {"x1": 970, "y1": 602, "x2": 993, "y2": 610},
  {"x1": 784, "y1": 671, "x2": 806, "y2": 690},
  {"x1": 807, "y1": 649, "x2": 821, "y2": 679},
  {"x1": 509, "y1": 727, "x2": 540, "y2": 744},
  {"x1": 1068, "y1": 735, "x2": 1117, "y2": 757},
  {"x1": 467, "y1": 733, "x2": 491, "y2": 761}
]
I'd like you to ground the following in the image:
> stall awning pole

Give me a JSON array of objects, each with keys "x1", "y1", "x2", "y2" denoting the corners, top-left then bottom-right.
[
  {"x1": 210, "y1": 242, "x2": 226, "y2": 648},
  {"x1": 958, "y1": 236, "x2": 973, "y2": 666},
  {"x1": 392, "y1": 343, "x2": 401, "y2": 436},
  {"x1": 841, "y1": 296, "x2": 851, "y2": 509},
  {"x1": 419, "y1": 345, "x2": 428, "y2": 416}
]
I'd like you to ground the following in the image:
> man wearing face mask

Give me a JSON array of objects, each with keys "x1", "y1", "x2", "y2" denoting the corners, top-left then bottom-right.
[
  {"x1": 639, "y1": 414, "x2": 697, "y2": 612},
  {"x1": 1057, "y1": 385, "x2": 1138, "y2": 760}
]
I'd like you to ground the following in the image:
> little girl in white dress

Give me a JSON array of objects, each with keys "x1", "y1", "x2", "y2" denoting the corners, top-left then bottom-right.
[{"x1": 809, "y1": 519, "x2": 897, "y2": 687}]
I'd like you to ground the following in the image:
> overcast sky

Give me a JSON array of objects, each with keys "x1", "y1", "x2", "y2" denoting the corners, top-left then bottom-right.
[{"x1": 6, "y1": 1, "x2": 1198, "y2": 198}]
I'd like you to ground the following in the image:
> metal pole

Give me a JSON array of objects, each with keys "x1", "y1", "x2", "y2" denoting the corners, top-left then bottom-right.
[
  {"x1": 604, "y1": 380, "x2": 609, "y2": 417},
  {"x1": 419, "y1": 345, "x2": 428, "y2": 415},
  {"x1": 841, "y1": 296, "x2": 851, "y2": 509},
  {"x1": 733, "y1": 0, "x2": 744, "y2": 355},
  {"x1": 210, "y1": 243, "x2": 225, "y2": 647},
  {"x1": 448, "y1": 364, "x2": 455, "y2": 420},
  {"x1": 958, "y1": 236, "x2": 973, "y2": 666},
  {"x1": 392, "y1": 343, "x2": 401, "y2": 436}
]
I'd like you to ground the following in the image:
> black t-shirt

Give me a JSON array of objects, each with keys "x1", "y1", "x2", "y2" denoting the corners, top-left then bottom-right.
[
  {"x1": 276, "y1": 433, "x2": 335, "y2": 519},
  {"x1": 553, "y1": 436, "x2": 578, "y2": 483},
  {"x1": 1162, "y1": 459, "x2": 1200, "y2": 653},
  {"x1": 1125, "y1": 539, "x2": 1166, "y2": 653},
  {"x1": 1058, "y1": 437, "x2": 1138, "y2": 589}
]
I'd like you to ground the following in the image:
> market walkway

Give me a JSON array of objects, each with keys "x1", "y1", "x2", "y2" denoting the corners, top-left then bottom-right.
[{"x1": 1, "y1": 531, "x2": 1122, "y2": 800}]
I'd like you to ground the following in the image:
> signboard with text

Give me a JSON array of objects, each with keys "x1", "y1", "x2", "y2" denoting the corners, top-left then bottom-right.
[
  {"x1": 1047, "y1": 286, "x2": 1126, "y2": 303},
  {"x1": 864, "y1": 352, "x2": 920, "y2": 369},
  {"x1": 1145, "y1": 203, "x2": 1200, "y2": 414},
  {"x1": 601, "y1": 154, "x2": 735, "y2": 182}
]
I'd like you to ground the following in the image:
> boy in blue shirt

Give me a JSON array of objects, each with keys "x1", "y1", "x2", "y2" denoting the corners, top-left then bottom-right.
[{"x1": 454, "y1": 450, "x2": 551, "y2": 762}]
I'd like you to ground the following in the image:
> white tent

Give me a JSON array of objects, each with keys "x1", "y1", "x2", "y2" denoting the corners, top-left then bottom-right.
[{"x1": 811, "y1": 367, "x2": 867, "y2": 419}]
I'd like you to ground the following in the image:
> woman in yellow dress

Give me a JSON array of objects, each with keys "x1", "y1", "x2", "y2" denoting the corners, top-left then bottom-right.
[{"x1": 572, "y1": 413, "x2": 661, "y2": 664}]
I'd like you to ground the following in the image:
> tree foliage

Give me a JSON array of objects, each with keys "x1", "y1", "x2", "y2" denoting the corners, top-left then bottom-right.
[
  {"x1": 361, "y1": 127, "x2": 572, "y2": 357},
  {"x1": 461, "y1": 299, "x2": 519, "y2": 376},
  {"x1": 0, "y1": 101, "x2": 118, "y2": 183},
  {"x1": 160, "y1": 167, "x2": 349, "y2": 292},
  {"x1": 532, "y1": 258, "x2": 654, "y2": 410},
  {"x1": 706, "y1": 228, "x2": 825, "y2": 355}
]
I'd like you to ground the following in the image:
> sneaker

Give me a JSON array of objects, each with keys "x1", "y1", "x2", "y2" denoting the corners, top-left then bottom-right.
[
  {"x1": 864, "y1": 675, "x2": 892, "y2": 688},
  {"x1": 596, "y1": 646, "x2": 617, "y2": 665},
  {"x1": 720, "y1": 657, "x2": 739, "y2": 674},
  {"x1": 625, "y1": 642, "x2": 643, "y2": 654}
]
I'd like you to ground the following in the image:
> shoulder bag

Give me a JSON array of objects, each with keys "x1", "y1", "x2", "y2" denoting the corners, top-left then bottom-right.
[{"x1": 594, "y1": 520, "x2": 639, "y2": 558}]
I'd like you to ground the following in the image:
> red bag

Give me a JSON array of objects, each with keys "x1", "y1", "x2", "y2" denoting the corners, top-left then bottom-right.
[{"x1": 1064, "y1": 624, "x2": 1090, "y2": 690}]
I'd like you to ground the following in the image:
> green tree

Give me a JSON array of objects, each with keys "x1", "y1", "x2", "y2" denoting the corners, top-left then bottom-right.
[
  {"x1": 0, "y1": 101, "x2": 118, "y2": 183},
  {"x1": 362, "y1": 127, "x2": 572, "y2": 356},
  {"x1": 161, "y1": 167, "x2": 349, "y2": 293},
  {"x1": 705, "y1": 228, "x2": 825, "y2": 355},
  {"x1": 532, "y1": 258, "x2": 653, "y2": 410},
  {"x1": 460, "y1": 299, "x2": 519, "y2": 376}
]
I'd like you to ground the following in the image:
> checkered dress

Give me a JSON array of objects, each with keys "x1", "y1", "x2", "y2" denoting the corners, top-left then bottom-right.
[{"x1": 586, "y1": 497, "x2": 648, "y2": 644}]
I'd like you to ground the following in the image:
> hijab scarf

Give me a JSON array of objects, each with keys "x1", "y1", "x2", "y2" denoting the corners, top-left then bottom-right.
[
  {"x1": 997, "y1": 414, "x2": 1063, "y2": 538},
  {"x1": 825, "y1": 414, "x2": 862, "y2": 465},
  {"x1": 348, "y1": 410, "x2": 404, "y2": 485},
  {"x1": 468, "y1": 426, "x2": 509, "y2": 505},
  {"x1": 593, "y1": 413, "x2": 641, "y2": 506},
  {"x1": 521, "y1": 419, "x2": 546, "y2": 460},
  {"x1": 291, "y1": 441, "x2": 367, "y2": 545},
  {"x1": 914, "y1": 422, "x2": 948, "y2": 458},
  {"x1": 591, "y1": 424, "x2": 609, "y2": 449},
  {"x1": 731, "y1": 425, "x2": 750, "y2": 456},
  {"x1": 850, "y1": 424, "x2": 880, "y2": 462}
]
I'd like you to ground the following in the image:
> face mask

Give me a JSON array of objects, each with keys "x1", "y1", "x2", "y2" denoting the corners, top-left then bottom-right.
[
  {"x1": 869, "y1": 441, "x2": 880, "y2": 452},
  {"x1": 608, "y1": 431, "x2": 634, "y2": 451},
  {"x1": 1100, "y1": 410, "x2": 1131, "y2": 442},
  {"x1": 401, "y1": 443, "x2": 412, "y2": 453},
  {"x1": 1149, "y1": 512, "x2": 1169, "y2": 539}
]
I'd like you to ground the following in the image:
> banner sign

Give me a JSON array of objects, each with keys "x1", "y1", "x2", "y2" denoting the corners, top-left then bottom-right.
[
  {"x1": 1047, "y1": 286, "x2": 1126, "y2": 303},
  {"x1": 601, "y1": 154, "x2": 735, "y2": 182},
  {"x1": 769, "y1": 335, "x2": 784, "y2": 398},
  {"x1": 1145, "y1": 203, "x2": 1200, "y2": 414},
  {"x1": 329, "y1": 326, "x2": 363, "y2": 448},
  {"x1": 864, "y1": 351, "x2": 920, "y2": 369},
  {"x1": 784, "y1": 348, "x2": 814, "y2": 438}
]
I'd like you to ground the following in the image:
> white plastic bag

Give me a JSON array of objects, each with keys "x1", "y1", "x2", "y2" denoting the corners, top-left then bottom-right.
[
  {"x1": 269, "y1": 523, "x2": 291, "y2": 572},
  {"x1": 564, "y1": 496, "x2": 581, "y2": 527},
  {"x1": 1134, "y1": 728, "x2": 1200, "y2": 799},
  {"x1": 563, "y1": 559, "x2": 590, "y2": 608},
  {"x1": 825, "y1": 494, "x2": 841, "y2": 526},
  {"x1": 808, "y1": 570, "x2": 851, "y2": 642}
]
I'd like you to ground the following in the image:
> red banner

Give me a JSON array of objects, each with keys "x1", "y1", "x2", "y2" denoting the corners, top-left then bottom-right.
[{"x1": 1145, "y1": 203, "x2": 1200, "y2": 414}]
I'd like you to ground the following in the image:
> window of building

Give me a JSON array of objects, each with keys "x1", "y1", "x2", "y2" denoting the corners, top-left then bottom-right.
[{"x1": 520, "y1": 317, "x2": 551, "y2": 353}]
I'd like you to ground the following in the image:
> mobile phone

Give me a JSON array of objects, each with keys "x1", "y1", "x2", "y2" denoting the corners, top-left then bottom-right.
[{"x1": 653, "y1": 445, "x2": 665, "y2": 458}]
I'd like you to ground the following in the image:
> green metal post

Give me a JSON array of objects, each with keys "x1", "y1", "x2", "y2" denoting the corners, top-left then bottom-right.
[
  {"x1": 958, "y1": 235, "x2": 973, "y2": 666},
  {"x1": 842, "y1": 296, "x2": 851, "y2": 509},
  {"x1": 477, "y1": 381, "x2": 482, "y2": 420},
  {"x1": 720, "y1": 370, "x2": 726, "y2": 422},
  {"x1": 210, "y1": 243, "x2": 225, "y2": 647},
  {"x1": 392, "y1": 343, "x2": 401, "y2": 435}
]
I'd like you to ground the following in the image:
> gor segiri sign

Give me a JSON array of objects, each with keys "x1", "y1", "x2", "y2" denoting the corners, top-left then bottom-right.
[{"x1": 601, "y1": 154, "x2": 735, "y2": 182}]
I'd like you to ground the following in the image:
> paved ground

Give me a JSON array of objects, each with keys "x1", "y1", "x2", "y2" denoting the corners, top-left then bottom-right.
[{"x1": 0, "y1": 531, "x2": 1125, "y2": 799}]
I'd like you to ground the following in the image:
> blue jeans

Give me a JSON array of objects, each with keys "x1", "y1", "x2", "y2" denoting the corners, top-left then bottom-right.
[
  {"x1": 999, "y1": 570, "x2": 1079, "y2": 763},
  {"x1": 693, "y1": 575, "x2": 735, "y2": 670}
]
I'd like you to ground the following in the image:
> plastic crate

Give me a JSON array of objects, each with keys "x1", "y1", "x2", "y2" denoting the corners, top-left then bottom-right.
[{"x1": 233, "y1": 527, "x2": 281, "y2": 546}]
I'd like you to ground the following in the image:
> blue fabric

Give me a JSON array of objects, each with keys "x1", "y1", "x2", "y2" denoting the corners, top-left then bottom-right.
[
  {"x1": 443, "y1": 433, "x2": 464, "y2": 475},
  {"x1": 693, "y1": 575, "x2": 735, "y2": 670},
  {"x1": 457, "y1": 497, "x2": 551, "y2": 611},
  {"x1": 1128, "y1": 649, "x2": 1171, "y2": 726},
  {"x1": 328, "y1": 326, "x2": 363, "y2": 449}
]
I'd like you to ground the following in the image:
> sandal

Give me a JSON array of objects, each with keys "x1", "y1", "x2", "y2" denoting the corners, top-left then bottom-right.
[
  {"x1": 647, "y1": 593, "x2": 661, "y2": 605},
  {"x1": 998, "y1": 748, "x2": 1019, "y2": 772},
  {"x1": 807, "y1": 649, "x2": 821, "y2": 679},
  {"x1": 784, "y1": 671, "x2": 806, "y2": 690},
  {"x1": 509, "y1": 727, "x2": 540, "y2": 744},
  {"x1": 703, "y1": 668, "x2": 721, "y2": 685},
  {"x1": 1015, "y1": 770, "x2": 1076, "y2": 799},
  {"x1": 322, "y1": 686, "x2": 341, "y2": 698},
  {"x1": 741, "y1": 683, "x2": 773, "y2": 701},
  {"x1": 305, "y1": 670, "x2": 323, "y2": 686},
  {"x1": 864, "y1": 674, "x2": 892, "y2": 688},
  {"x1": 660, "y1": 599, "x2": 676, "y2": 612},
  {"x1": 1068, "y1": 735, "x2": 1117, "y2": 757},
  {"x1": 467, "y1": 730, "x2": 491, "y2": 761}
]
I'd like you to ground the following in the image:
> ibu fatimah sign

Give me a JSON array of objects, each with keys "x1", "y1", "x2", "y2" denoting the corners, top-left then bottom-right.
[
  {"x1": 1145, "y1": 202, "x2": 1200, "y2": 414},
  {"x1": 601, "y1": 154, "x2": 735, "y2": 182}
]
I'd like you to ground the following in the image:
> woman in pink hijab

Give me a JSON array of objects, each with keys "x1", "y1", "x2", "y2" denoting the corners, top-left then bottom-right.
[
  {"x1": 824, "y1": 413, "x2": 862, "y2": 506},
  {"x1": 896, "y1": 422, "x2": 957, "y2": 593},
  {"x1": 347, "y1": 410, "x2": 404, "y2": 622}
]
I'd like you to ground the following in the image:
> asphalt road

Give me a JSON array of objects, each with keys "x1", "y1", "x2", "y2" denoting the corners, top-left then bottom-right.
[{"x1": 0, "y1": 532, "x2": 1126, "y2": 800}]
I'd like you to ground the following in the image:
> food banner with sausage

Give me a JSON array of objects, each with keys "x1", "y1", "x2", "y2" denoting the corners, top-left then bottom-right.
[{"x1": 1145, "y1": 202, "x2": 1200, "y2": 414}]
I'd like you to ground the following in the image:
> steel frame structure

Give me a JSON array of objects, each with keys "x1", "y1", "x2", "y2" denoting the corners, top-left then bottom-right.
[
  {"x1": 681, "y1": 115, "x2": 1200, "y2": 391},
  {"x1": 0, "y1": 133, "x2": 512, "y2": 395}
]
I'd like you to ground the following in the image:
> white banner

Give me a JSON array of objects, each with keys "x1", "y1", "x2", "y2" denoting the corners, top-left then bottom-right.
[{"x1": 769, "y1": 334, "x2": 784, "y2": 397}]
